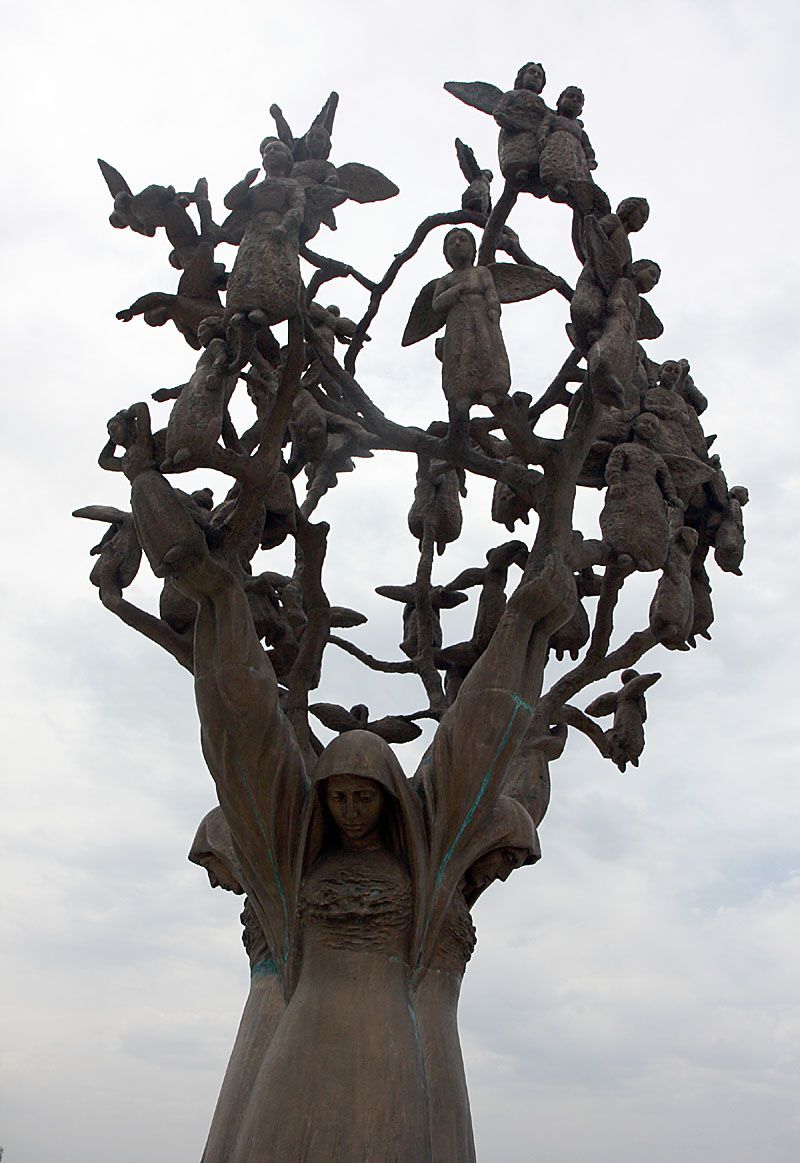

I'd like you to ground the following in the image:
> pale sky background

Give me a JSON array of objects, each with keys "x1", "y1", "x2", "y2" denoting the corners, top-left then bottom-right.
[{"x1": 1, "y1": 1, "x2": 799, "y2": 1161}]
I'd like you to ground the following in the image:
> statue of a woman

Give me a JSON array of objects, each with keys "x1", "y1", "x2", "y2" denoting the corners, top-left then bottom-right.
[
  {"x1": 130, "y1": 470, "x2": 575, "y2": 1163},
  {"x1": 189, "y1": 808, "x2": 286, "y2": 1163}
]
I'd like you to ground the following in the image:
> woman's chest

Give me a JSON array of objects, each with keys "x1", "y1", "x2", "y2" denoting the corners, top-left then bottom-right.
[{"x1": 300, "y1": 851, "x2": 413, "y2": 953}]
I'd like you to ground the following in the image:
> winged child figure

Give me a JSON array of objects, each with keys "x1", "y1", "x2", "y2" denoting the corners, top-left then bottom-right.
[{"x1": 402, "y1": 227, "x2": 563, "y2": 414}]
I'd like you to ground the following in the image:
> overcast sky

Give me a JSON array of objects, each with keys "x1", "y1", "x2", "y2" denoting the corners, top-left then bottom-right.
[{"x1": 1, "y1": 1, "x2": 799, "y2": 1161}]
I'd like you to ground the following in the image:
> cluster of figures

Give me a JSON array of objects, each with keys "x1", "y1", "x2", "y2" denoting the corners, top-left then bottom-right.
[{"x1": 75, "y1": 65, "x2": 747, "y2": 1163}]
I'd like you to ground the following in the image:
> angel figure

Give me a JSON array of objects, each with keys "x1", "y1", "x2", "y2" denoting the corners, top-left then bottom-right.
[
  {"x1": 403, "y1": 228, "x2": 563, "y2": 414},
  {"x1": 302, "y1": 302, "x2": 363, "y2": 400},
  {"x1": 408, "y1": 456, "x2": 466, "y2": 555},
  {"x1": 455, "y1": 138, "x2": 493, "y2": 215},
  {"x1": 445, "y1": 62, "x2": 551, "y2": 194},
  {"x1": 441, "y1": 541, "x2": 527, "y2": 656},
  {"x1": 300, "y1": 414, "x2": 375, "y2": 518},
  {"x1": 570, "y1": 206, "x2": 663, "y2": 391},
  {"x1": 100, "y1": 403, "x2": 208, "y2": 578},
  {"x1": 73, "y1": 499, "x2": 195, "y2": 671},
  {"x1": 222, "y1": 139, "x2": 331, "y2": 345},
  {"x1": 585, "y1": 669, "x2": 661, "y2": 771},
  {"x1": 645, "y1": 360, "x2": 710, "y2": 460},
  {"x1": 537, "y1": 86, "x2": 604, "y2": 213},
  {"x1": 635, "y1": 359, "x2": 717, "y2": 505},
  {"x1": 374, "y1": 583, "x2": 468, "y2": 661},
  {"x1": 161, "y1": 336, "x2": 239, "y2": 473},
  {"x1": 72, "y1": 505, "x2": 142, "y2": 600},
  {"x1": 548, "y1": 584, "x2": 590, "y2": 661},
  {"x1": 599, "y1": 412, "x2": 682, "y2": 571},
  {"x1": 98, "y1": 160, "x2": 208, "y2": 269},
  {"x1": 436, "y1": 541, "x2": 527, "y2": 698},
  {"x1": 714, "y1": 485, "x2": 748, "y2": 576},
  {"x1": 571, "y1": 235, "x2": 663, "y2": 409},
  {"x1": 572, "y1": 195, "x2": 649, "y2": 267},
  {"x1": 310, "y1": 703, "x2": 423, "y2": 745},
  {"x1": 688, "y1": 552, "x2": 714, "y2": 647},
  {"x1": 492, "y1": 451, "x2": 533, "y2": 530},
  {"x1": 115, "y1": 242, "x2": 224, "y2": 349},
  {"x1": 649, "y1": 526, "x2": 699, "y2": 650},
  {"x1": 266, "y1": 93, "x2": 398, "y2": 240}
]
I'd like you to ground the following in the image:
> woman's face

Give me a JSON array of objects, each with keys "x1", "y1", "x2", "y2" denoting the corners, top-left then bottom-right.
[
  {"x1": 325, "y1": 773, "x2": 384, "y2": 848},
  {"x1": 469, "y1": 847, "x2": 527, "y2": 892},
  {"x1": 203, "y1": 855, "x2": 243, "y2": 893}
]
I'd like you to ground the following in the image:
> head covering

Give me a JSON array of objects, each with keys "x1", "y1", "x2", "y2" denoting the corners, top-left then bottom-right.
[
  {"x1": 287, "y1": 730, "x2": 427, "y2": 991},
  {"x1": 415, "y1": 793, "x2": 540, "y2": 976},
  {"x1": 188, "y1": 806, "x2": 245, "y2": 893},
  {"x1": 302, "y1": 730, "x2": 423, "y2": 872},
  {"x1": 462, "y1": 796, "x2": 540, "y2": 908}
]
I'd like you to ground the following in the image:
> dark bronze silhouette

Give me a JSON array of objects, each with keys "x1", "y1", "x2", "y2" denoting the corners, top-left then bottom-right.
[{"x1": 77, "y1": 70, "x2": 748, "y2": 1162}]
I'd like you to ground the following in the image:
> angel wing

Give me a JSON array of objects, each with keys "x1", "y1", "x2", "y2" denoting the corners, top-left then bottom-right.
[
  {"x1": 445, "y1": 565, "x2": 485, "y2": 591},
  {"x1": 455, "y1": 138, "x2": 481, "y2": 182},
  {"x1": 177, "y1": 243, "x2": 222, "y2": 301},
  {"x1": 219, "y1": 208, "x2": 249, "y2": 246},
  {"x1": 489, "y1": 262, "x2": 564, "y2": 303},
  {"x1": 310, "y1": 702, "x2": 361, "y2": 733},
  {"x1": 401, "y1": 279, "x2": 447, "y2": 346},
  {"x1": 619, "y1": 672, "x2": 661, "y2": 701},
  {"x1": 583, "y1": 214, "x2": 624, "y2": 294},
  {"x1": 73, "y1": 504, "x2": 130, "y2": 525},
  {"x1": 636, "y1": 298, "x2": 664, "y2": 340},
  {"x1": 443, "y1": 80, "x2": 503, "y2": 116},
  {"x1": 97, "y1": 159, "x2": 131, "y2": 199},
  {"x1": 330, "y1": 606, "x2": 368, "y2": 628},
  {"x1": 304, "y1": 183, "x2": 348, "y2": 213},
  {"x1": 311, "y1": 91, "x2": 339, "y2": 135},
  {"x1": 661, "y1": 453, "x2": 715, "y2": 494},
  {"x1": 375, "y1": 584, "x2": 415, "y2": 604},
  {"x1": 269, "y1": 103, "x2": 296, "y2": 152},
  {"x1": 367, "y1": 716, "x2": 423, "y2": 744},
  {"x1": 335, "y1": 163, "x2": 399, "y2": 204},
  {"x1": 584, "y1": 690, "x2": 618, "y2": 719},
  {"x1": 431, "y1": 586, "x2": 469, "y2": 610}
]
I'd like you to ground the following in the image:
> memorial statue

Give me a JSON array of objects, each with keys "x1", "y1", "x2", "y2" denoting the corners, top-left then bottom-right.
[{"x1": 76, "y1": 75, "x2": 748, "y2": 1162}]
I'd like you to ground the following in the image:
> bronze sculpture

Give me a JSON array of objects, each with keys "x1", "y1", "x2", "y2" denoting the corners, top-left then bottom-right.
[{"x1": 77, "y1": 74, "x2": 748, "y2": 1161}]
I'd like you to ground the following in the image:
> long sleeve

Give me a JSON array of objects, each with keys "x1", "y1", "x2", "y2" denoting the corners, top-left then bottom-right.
[
  {"x1": 412, "y1": 556, "x2": 574, "y2": 975},
  {"x1": 188, "y1": 560, "x2": 308, "y2": 983}
]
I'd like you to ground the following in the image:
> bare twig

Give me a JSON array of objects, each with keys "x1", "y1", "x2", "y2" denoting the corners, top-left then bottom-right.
[{"x1": 328, "y1": 634, "x2": 416, "y2": 674}]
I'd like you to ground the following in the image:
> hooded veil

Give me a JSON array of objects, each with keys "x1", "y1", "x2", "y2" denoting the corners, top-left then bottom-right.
[
  {"x1": 288, "y1": 729, "x2": 427, "y2": 990},
  {"x1": 189, "y1": 805, "x2": 246, "y2": 889}
]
